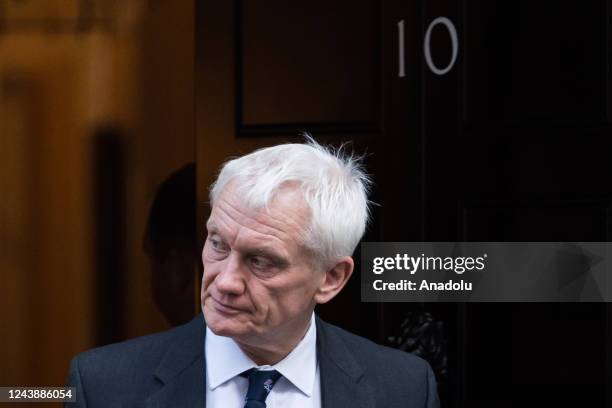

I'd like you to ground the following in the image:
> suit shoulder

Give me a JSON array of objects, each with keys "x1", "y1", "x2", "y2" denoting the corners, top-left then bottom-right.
[
  {"x1": 318, "y1": 319, "x2": 438, "y2": 406},
  {"x1": 75, "y1": 329, "x2": 167, "y2": 366},
  {"x1": 72, "y1": 316, "x2": 202, "y2": 378},
  {"x1": 319, "y1": 319, "x2": 431, "y2": 375},
  {"x1": 66, "y1": 317, "x2": 205, "y2": 406}
]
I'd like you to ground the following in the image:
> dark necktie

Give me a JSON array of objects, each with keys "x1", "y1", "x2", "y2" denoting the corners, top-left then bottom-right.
[{"x1": 241, "y1": 368, "x2": 283, "y2": 408}]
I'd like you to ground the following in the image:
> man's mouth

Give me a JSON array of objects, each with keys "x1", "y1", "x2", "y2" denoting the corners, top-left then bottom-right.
[{"x1": 210, "y1": 297, "x2": 244, "y2": 315}]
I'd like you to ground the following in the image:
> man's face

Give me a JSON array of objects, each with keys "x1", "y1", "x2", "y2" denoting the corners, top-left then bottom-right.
[{"x1": 201, "y1": 183, "x2": 324, "y2": 346}]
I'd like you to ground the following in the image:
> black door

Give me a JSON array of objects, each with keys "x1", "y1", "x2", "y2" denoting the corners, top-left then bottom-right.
[{"x1": 383, "y1": 1, "x2": 612, "y2": 407}]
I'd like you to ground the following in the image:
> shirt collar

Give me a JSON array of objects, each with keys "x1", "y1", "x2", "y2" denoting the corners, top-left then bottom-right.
[{"x1": 205, "y1": 313, "x2": 317, "y2": 397}]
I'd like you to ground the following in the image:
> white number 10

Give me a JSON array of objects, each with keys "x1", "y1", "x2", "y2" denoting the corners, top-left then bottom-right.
[{"x1": 397, "y1": 16, "x2": 459, "y2": 78}]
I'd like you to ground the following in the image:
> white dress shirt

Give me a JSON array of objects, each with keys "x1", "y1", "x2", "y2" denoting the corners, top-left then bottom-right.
[{"x1": 205, "y1": 314, "x2": 321, "y2": 408}]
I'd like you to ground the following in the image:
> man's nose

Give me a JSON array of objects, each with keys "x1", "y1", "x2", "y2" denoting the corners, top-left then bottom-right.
[{"x1": 214, "y1": 252, "x2": 246, "y2": 295}]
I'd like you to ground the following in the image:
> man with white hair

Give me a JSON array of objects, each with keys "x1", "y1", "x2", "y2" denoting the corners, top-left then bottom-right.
[{"x1": 66, "y1": 138, "x2": 439, "y2": 407}]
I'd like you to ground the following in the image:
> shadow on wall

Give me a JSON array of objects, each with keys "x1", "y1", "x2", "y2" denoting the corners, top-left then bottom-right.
[
  {"x1": 94, "y1": 127, "x2": 197, "y2": 343},
  {"x1": 143, "y1": 163, "x2": 197, "y2": 327}
]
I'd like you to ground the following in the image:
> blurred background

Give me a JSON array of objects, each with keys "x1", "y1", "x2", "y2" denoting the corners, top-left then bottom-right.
[
  {"x1": 1, "y1": 1, "x2": 612, "y2": 408},
  {"x1": 0, "y1": 0, "x2": 195, "y2": 392}
]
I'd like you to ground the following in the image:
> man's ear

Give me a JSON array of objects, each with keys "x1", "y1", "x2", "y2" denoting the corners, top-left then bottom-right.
[{"x1": 314, "y1": 256, "x2": 354, "y2": 304}]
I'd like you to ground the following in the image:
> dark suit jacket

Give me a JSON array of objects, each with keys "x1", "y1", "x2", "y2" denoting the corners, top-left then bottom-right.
[{"x1": 67, "y1": 314, "x2": 439, "y2": 407}]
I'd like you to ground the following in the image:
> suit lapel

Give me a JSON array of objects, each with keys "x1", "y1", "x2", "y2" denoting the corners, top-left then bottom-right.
[
  {"x1": 316, "y1": 317, "x2": 375, "y2": 408},
  {"x1": 146, "y1": 316, "x2": 207, "y2": 408}
]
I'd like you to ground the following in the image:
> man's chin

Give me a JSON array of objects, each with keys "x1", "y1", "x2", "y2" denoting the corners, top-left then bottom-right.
[
  {"x1": 208, "y1": 321, "x2": 253, "y2": 341},
  {"x1": 204, "y1": 305, "x2": 246, "y2": 337}
]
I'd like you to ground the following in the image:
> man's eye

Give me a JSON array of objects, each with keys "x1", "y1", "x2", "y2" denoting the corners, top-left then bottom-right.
[
  {"x1": 250, "y1": 256, "x2": 272, "y2": 270},
  {"x1": 209, "y1": 237, "x2": 227, "y2": 252}
]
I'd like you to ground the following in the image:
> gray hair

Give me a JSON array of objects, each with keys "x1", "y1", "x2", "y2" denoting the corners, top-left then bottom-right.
[{"x1": 209, "y1": 135, "x2": 372, "y2": 265}]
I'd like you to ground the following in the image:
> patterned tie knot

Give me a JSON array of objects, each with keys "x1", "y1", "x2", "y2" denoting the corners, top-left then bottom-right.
[{"x1": 242, "y1": 368, "x2": 282, "y2": 408}]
